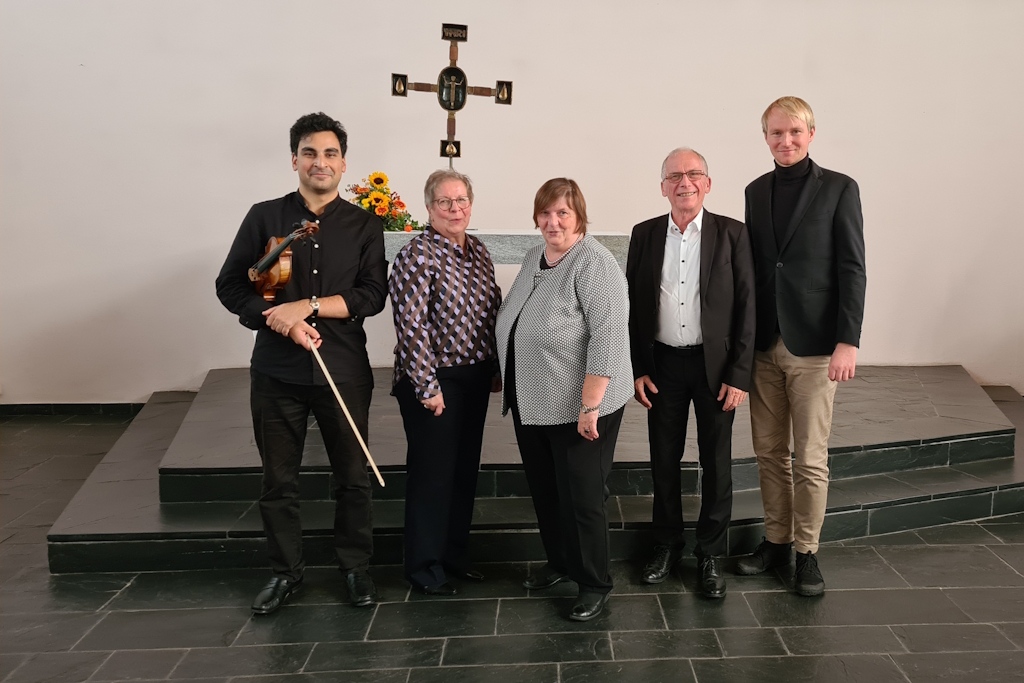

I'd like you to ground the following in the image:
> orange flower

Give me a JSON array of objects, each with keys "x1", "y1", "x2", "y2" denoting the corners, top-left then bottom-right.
[
  {"x1": 391, "y1": 209, "x2": 400, "y2": 218},
  {"x1": 393, "y1": 199, "x2": 407, "y2": 211},
  {"x1": 404, "y1": 224, "x2": 413, "y2": 232},
  {"x1": 374, "y1": 205, "x2": 388, "y2": 216}
]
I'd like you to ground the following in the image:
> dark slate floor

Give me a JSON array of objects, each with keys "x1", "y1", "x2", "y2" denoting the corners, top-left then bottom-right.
[{"x1": 2, "y1": 395, "x2": 1024, "y2": 683}]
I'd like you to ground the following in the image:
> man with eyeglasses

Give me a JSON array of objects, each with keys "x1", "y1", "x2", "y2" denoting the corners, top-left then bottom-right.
[
  {"x1": 735, "y1": 97, "x2": 866, "y2": 596},
  {"x1": 625, "y1": 148, "x2": 755, "y2": 597}
]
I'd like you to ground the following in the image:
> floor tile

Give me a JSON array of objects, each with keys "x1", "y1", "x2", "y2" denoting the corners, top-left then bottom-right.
[
  {"x1": 981, "y1": 522, "x2": 1024, "y2": 543},
  {"x1": 890, "y1": 623, "x2": 1017, "y2": 652},
  {"x1": 985, "y1": 544, "x2": 1024, "y2": 576},
  {"x1": 744, "y1": 589, "x2": 971, "y2": 627},
  {"x1": 0, "y1": 654, "x2": 28, "y2": 681},
  {"x1": 803, "y1": 547, "x2": 909, "y2": 589},
  {"x1": 714, "y1": 627, "x2": 787, "y2": 657},
  {"x1": 562, "y1": 659, "x2": 696, "y2": 683},
  {"x1": 305, "y1": 640, "x2": 444, "y2": 671},
  {"x1": 778, "y1": 625, "x2": 905, "y2": 654},
  {"x1": 171, "y1": 644, "x2": 312, "y2": 679},
  {"x1": 0, "y1": 611, "x2": 105, "y2": 653},
  {"x1": 873, "y1": 545, "x2": 1024, "y2": 587},
  {"x1": 943, "y1": 587, "x2": 1024, "y2": 621},
  {"x1": 367, "y1": 599, "x2": 498, "y2": 639},
  {"x1": 75, "y1": 608, "x2": 251, "y2": 650},
  {"x1": 408, "y1": 663, "x2": 558, "y2": 683},
  {"x1": 659, "y1": 593, "x2": 759, "y2": 630},
  {"x1": 90, "y1": 649, "x2": 186, "y2": 680},
  {"x1": 235, "y1": 673, "x2": 408, "y2": 683},
  {"x1": 104, "y1": 569, "x2": 267, "y2": 610},
  {"x1": 840, "y1": 530, "x2": 925, "y2": 546},
  {"x1": 496, "y1": 594, "x2": 664, "y2": 634},
  {"x1": 893, "y1": 651, "x2": 1024, "y2": 683},
  {"x1": 0, "y1": 572, "x2": 133, "y2": 613},
  {"x1": 442, "y1": 632, "x2": 611, "y2": 666},
  {"x1": 916, "y1": 522, "x2": 1004, "y2": 545},
  {"x1": 233, "y1": 604, "x2": 374, "y2": 645},
  {"x1": 691, "y1": 654, "x2": 908, "y2": 683},
  {"x1": 610, "y1": 629, "x2": 720, "y2": 660},
  {"x1": 4, "y1": 651, "x2": 109, "y2": 683},
  {"x1": 996, "y1": 622, "x2": 1024, "y2": 648}
]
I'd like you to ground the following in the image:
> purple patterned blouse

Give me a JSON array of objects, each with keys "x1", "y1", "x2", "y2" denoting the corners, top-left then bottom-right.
[{"x1": 389, "y1": 228, "x2": 501, "y2": 399}]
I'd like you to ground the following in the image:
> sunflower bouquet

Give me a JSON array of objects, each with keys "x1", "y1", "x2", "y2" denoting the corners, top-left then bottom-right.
[{"x1": 345, "y1": 172, "x2": 422, "y2": 232}]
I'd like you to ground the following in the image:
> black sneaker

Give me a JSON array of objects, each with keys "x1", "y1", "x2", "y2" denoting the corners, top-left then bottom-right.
[
  {"x1": 794, "y1": 551, "x2": 825, "y2": 596},
  {"x1": 735, "y1": 538, "x2": 793, "y2": 576}
]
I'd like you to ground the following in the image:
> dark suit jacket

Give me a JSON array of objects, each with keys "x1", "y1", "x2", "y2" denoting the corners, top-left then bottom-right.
[
  {"x1": 744, "y1": 158, "x2": 867, "y2": 356},
  {"x1": 626, "y1": 210, "x2": 756, "y2": 393}
]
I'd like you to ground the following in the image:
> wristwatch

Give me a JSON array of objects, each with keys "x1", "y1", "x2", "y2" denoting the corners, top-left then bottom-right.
[{"x1": 308, "y1": 297, "x2": 320, "y2": 319}]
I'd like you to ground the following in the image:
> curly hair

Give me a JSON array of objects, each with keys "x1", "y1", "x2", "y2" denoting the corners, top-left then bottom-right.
[{"x1": 289, "y1": 112, "x2": 347, "y2": 156}]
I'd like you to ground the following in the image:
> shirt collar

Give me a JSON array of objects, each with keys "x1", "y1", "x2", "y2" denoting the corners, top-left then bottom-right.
[
  {"x1": 668, "y1": 207, "x2": 704, "y2": 236},
  {"x1": 292, "y1": 191, "x2": 343, "y2": 219}
]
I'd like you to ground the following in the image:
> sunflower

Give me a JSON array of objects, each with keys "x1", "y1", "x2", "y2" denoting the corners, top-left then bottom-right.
[
  {"x1": 368, "y1": 191, "x2": 389, "y2": 207},
  {"x1": 368, "y1": 172, "x2": 389, "y2": 189},
  {"x1": 374, "y1": 204, "x2": 388, "y2": 216}
]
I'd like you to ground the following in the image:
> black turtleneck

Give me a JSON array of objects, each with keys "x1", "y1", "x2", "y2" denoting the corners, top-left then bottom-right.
[{"x1": 771, "y1": 155, "x2": 812, "y2": 247}]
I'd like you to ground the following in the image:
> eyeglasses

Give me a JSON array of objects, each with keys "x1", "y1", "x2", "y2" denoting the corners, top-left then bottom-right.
[
  {"x1": 433, "y1": 196, "x2": 471, "y2": 211},
  {"x1": 663, "y1": 170, "x2": 707, "y2": 183}
]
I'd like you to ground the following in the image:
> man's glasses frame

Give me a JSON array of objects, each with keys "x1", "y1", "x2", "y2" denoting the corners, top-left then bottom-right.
[{"x1": 662, "y1": 170, "x2": 707, "y2": 183}]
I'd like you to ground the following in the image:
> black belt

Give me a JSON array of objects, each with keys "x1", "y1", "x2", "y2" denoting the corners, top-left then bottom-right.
[{"x1": 654, "y1": 341, "x2": 703, "y2": 357}]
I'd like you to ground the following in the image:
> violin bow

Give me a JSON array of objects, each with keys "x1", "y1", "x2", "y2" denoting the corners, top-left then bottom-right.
[{"x1": 306, "y1": 335, "x2": 385, "y2": 487}]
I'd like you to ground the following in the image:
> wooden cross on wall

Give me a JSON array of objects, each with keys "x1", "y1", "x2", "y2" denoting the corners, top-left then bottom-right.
[{"x1": 391, "y1": 23, "x2": 512, "y2": 168}]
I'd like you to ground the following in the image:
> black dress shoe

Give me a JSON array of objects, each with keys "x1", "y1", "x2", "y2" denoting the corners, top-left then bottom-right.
[
  {"x1": 697, "y1": 554, "x2": 727, "y2": 599},
  {"x1": 522, "y1": 567, "x2": 569, "y2": 590},
  {"x1": 344, "y1": 569, "x2": 378, "y2": 607},
  {"x1": 251, "y1": 576, "x2": 301, "y2": 615},
  {"x1": 447, "y1": 567, "x2": 485, "y2": 582},
  {"x1": 641, "y1": 544, "x2": 683, "y2": 584},
  {"x1": 418, "y1": 581, "x2": 458, "y2": 596},
  {"x1": 569, "y1": 591, "x2": 610, "y2": 621}
]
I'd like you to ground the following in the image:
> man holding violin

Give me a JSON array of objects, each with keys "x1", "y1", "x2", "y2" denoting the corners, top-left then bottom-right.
[{"x1": 216, "y1": 112, "x2": 388, "y2": 615}]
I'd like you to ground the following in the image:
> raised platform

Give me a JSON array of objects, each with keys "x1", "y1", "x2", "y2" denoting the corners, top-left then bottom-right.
[{"x1": 47, "y1": 366, "x2": 1021, "y2": 573}]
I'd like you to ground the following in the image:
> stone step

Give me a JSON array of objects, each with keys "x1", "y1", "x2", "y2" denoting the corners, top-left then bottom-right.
[
  {"x1": 156, "y1": 366, "x2": 1016, "y2": 502},
  {"x1": 47, "y1": 392, "x2": 1024, "y2": 573}
]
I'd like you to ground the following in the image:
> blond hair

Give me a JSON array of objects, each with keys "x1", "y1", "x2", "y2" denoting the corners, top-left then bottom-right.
[{"x1": 761, "y1": 96, "x2": 815, "y2": 134}]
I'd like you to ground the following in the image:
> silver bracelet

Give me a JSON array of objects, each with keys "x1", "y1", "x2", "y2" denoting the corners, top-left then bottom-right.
[{"x1": 581, "y1": 403, "x2": 601, "y2": 414}]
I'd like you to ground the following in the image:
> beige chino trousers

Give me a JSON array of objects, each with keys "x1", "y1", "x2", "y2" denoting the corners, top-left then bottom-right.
[{"x1": 749, "y1": 335, "x2": 837, "y2": 554}]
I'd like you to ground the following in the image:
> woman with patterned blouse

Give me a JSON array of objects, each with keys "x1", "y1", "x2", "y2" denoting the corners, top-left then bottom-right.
[
  {"x1": 495, "y1": 178, "x2": 632, "y2": 621},
  {"x1": 389, "y1": 169, "x2": 501, "y2": 596}
]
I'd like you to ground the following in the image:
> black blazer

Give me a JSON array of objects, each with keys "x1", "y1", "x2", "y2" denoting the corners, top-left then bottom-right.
[
  {"x1": 626, "y1": 210, "x2": 756, "y2": 393},
  {"x1": 744, "y1": 158, "x2": 866, "y2": 356}
]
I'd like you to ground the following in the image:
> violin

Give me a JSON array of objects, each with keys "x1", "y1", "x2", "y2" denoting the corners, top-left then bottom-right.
[{"x1": 248, "y1": 220, "x2": 320, "y2": 302}]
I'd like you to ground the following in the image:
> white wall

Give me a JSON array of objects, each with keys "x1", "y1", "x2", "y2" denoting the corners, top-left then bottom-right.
[{"x1": 1, "y1": 0, "x2": 1022, "y2": 402}]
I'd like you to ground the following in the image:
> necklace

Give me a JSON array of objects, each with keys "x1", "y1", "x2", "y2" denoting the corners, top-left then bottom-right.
[{"x1": 544, "y1": 234, "x2": 583, "y2": 268}]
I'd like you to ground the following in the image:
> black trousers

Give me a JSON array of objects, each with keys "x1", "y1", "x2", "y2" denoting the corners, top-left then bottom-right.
[
  {"x1": 250, "y1": 369, "x2": 373, "y2": 581},
  {"x1": 394, "y1": 362, "x2": 493, "y2": 589},
  {"x1": 648, "y1": 343, "x2": 735, "y2": 556},
  {"x1": 512, "y1": 404, "x2": 625, "y2": 595}
]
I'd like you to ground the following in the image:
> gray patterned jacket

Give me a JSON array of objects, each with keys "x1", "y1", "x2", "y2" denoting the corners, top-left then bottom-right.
[{"x1": 495, "y1": 235, "x2": 633, "y2": 426}]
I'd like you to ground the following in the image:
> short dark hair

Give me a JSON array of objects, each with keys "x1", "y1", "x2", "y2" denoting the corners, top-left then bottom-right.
[
  {"x1": 533, "y1": 178, "x2": 589, "y2": 235},
  {"x1": 289, "y1": 112, "x2": 347, "y2": 156}
]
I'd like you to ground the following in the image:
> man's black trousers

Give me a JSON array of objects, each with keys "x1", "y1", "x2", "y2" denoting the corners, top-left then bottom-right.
[
  {"x1": 648, "y1": 343, "x2": 734, "y2": 556},
  {"x1": 394, "y1": 362, "x2": 493, "y2": 590},
  {"x1": 250, "y1": 369, "x2": 373, "y2": 581}
]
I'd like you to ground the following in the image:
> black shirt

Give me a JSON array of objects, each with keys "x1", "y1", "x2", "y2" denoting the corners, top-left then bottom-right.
[
  {"x1": 771, "y1": 155, "x2": 812, "y2": 248},
  {"x1": 216, "y1": 191, "x2": 388, "y2": 386}
]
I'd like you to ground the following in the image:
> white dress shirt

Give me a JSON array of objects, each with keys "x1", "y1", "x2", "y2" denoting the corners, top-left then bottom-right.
[{"x1": 655, "y1": 208, "x2": 703, "y2": 347}]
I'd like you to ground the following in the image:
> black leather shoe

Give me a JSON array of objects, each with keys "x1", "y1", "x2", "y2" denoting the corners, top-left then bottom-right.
[
  {"x1": 251, "y1": 576, "x2": 301, "y2": 615},
  {"x1": 697, "y1": 554, "x2": 727, "y2": 599},
  {"x1": 447, "y1": 567, "x2": 485, "y2": 582},
  {"x1": 419, "y1": 581, "x2": 458, "y2": 596},
  {"x1": 794, "y1": 551, "x2": 825, "y2": 596},
  {"x1": 735, "y1": 538, "x2": 793, "y2": 576},
  {"x1": 641, "y1": 544, "x2": 683, "y2": 584},
  {"x1": 522, "y1": 567, "x2": 569, "y2": 590},
  {"x1": 344, "y1": 569, "x2": 378, "y2": 607},
  {"x1": 569, "y1": 591, "x2": 610, "y2": 621}
]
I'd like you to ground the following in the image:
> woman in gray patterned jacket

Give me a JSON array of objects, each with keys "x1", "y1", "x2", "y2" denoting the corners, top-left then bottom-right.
[{"x1": 495, "y1": 178, "x2": 632, "y2": 622}]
